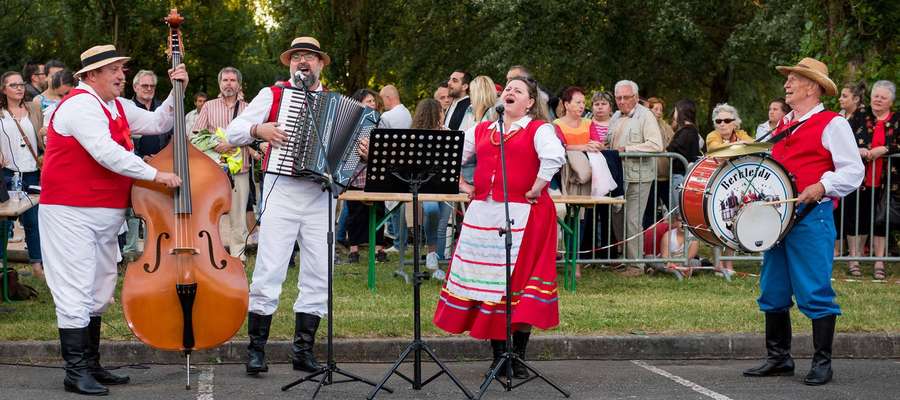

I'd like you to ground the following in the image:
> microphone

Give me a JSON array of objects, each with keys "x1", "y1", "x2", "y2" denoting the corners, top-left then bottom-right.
[
  {"x1": 293, "y1": 70, "x2": 306, "y2": 84},
  {"x1": 494, "y1": 105, "x2": 505, "y2": 115}
]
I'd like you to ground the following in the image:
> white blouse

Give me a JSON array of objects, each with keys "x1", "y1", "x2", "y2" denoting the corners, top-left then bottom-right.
[{"x1": 0, "y1": 109, "x2": 40, "y2": 173}]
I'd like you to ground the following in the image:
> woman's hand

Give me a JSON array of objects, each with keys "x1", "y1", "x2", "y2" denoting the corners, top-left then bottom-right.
[
  {"x1": 866, "y1": 146, "x2": 887, "y2": 161},
  {"x1": 525, "y1": 188, "x2": 540, "y2": 204},
  {"x1": 459, "y1": 181, "x2": 475, "y2": 200}
]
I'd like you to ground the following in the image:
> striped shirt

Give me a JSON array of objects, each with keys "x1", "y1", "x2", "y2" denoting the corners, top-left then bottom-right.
[{"x1": 192, "y1": 95, "x2": 251, "y2": 173}]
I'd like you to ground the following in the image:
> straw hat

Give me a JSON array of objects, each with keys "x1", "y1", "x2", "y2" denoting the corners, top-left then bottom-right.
[
  {"x1": 73, "y1": 45, "x2": 131, "y2": 78},
  {"x1": 279, "y1": 37, "x2": 331, "y2": 66},
  {"x1": 776, "y1": 57, "x2": 838, "y2": 97}
]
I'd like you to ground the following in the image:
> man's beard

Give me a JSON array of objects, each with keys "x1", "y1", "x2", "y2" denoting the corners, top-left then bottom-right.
[
  {"x1": 221, "y1": 87, "x2": 237, "y2": 97},
  {"x1": 301, "y1": 71, "x2": 319, "y2": 88}
]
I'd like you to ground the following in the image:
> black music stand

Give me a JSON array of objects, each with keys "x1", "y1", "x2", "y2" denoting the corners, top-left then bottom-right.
[
  {"x1": 364, "y1": 128, "x2": 473, "y2": 399},
  {"x1": 281, "y1": 79, "x2": 387, "y2": 399}
]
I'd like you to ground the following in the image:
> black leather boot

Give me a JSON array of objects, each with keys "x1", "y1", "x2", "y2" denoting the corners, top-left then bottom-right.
[
  {"x1": 246, "y1": 312, "x2": 273, "y2": 375},
  {"x1": 59, "y1": 327, "x2": 109, "y2": 396},
  {"x1": 291, "y1": 313, "x2": 322, "y2": 372},
  {"x1": 743, "y1": 311, "x2": 795, "y2": 377},
  {"x1": 85, "y1": 317, "x2": 129, "y2": 385},
  {"x1": 512, "y1": 331, "x2": 531, "y2": 379},
  {"x1": 488, "y1": 340, "x2": 508, "y2": 378},
  {"x1": 804, "y1": 315, "x2": 836, "y2": 385}
]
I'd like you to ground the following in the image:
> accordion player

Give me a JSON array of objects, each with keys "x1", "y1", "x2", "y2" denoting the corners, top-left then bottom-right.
[{"x1": 263, "y1": 86, "x2": 378, "y2": 187}]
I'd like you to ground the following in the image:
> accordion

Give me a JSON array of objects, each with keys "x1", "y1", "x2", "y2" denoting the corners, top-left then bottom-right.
[{"x1": 264, "y1": 87, "x2": 378, "y2": 187}]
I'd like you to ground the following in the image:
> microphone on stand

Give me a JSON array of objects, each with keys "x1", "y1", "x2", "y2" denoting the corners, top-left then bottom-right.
[
  {"x1": 495, "y1": 104, "x2": 505, "y2": 116},
  {"x1": 293, "y1": 70, "x2": 307, "y2": 89}
]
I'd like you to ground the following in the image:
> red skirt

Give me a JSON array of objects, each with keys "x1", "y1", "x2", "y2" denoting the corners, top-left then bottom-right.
[{"x1": 432, "y1": 194, "x2": 560, "y2": 340}]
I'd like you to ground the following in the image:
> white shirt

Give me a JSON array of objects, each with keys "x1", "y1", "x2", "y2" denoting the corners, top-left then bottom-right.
[
  {"x1": 755, "y1": 121, "x2": 774, "y2": 140},
  {"x1": 227, "y1": 80, "x2": 323, "y2": 146},
  {"x1": 0, "y1": 110, "x2": 39, "y2": 172},
  {"x1": 185, "y1": 109, "x2": 200, "y2": 134},
  {"x1": 379, "y1": 103, "x2": 412, "y2": 129},
  {"x1": 781, "y1": 103, "x2": 864, "y2": 198},
  {"x1": 51, "y1": 82, "x2": 176, "y2": 181},
  {"x1": 444, "y1": 95, "x2": 475, "y2": 132},
  {"x1": 462, "y1": 116, "x2": 565, "y2": 182}
]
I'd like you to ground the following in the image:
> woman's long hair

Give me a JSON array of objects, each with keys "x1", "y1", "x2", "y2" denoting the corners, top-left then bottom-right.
[
  {"x1": 469, "y1": 75, "x2": 498, "y2": 122},
  {"x1": 411, "y1": 98, "x2": 443, "y2": 130},
  {"x1": 673, "y1": 99, "x2": 697, "y2": 132},
  {"x1": 0, "y1": 71, "x2": 24, "y2": 111}
]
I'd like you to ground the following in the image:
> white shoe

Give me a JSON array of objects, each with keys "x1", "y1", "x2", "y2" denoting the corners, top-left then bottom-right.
[
  {"x1": 431, "y1": 269, "x2": 446, "y2": 281},
  {"x1": 425, "y1": 252, "x2": 439, "y2": 270},
  {"x1": 384, "y1": 246, "x2": 400, "y2": 254}
]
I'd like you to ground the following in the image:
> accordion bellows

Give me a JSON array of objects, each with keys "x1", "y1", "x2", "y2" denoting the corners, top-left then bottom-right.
[{"x1": 265, "y1": 87, "x2": 378, "y2": 187}]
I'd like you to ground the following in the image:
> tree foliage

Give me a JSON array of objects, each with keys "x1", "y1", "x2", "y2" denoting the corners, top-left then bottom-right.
[{"x1": 3, "y1": 0, "x2": 896, "y2": 130}]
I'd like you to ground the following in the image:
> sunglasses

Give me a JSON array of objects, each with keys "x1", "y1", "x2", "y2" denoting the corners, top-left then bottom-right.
[{"x1": 715, "y1": 118, "x2": 736, "y2": 124}]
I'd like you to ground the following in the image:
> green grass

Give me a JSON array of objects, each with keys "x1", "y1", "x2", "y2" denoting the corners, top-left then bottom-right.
[{"x1": 1, "y1": 252, "x2": 897, "y2": 341}]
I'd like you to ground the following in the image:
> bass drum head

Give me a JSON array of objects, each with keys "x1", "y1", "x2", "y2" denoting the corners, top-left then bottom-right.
[
  {"x1": 704, "y1": 155, "x2": 796, "y2": 251},
  {"x1": 734, "y1": 203, "x2": 783, "y2": 252}
]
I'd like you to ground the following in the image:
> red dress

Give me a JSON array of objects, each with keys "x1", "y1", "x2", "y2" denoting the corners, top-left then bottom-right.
[{"x1": 433, "y1": 120, "x2": 560, "y2": 340}]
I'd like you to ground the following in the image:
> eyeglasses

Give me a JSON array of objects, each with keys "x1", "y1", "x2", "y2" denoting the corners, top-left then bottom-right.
[
  {"x1": 714, "y1": 118, "x2": 736, "y2": 124},
  {"x1": 291, "y1": 52, "x2": 319, "y2": 62},
  {"x1": 5, "y1": 83, "x2": 25, "y2": 89},
  {"x1": 139, "y1": 84, "x2": 156, "y2": 90},
  {"x1": 615, "y1": 95, "x2": 635, "y2": 101}
]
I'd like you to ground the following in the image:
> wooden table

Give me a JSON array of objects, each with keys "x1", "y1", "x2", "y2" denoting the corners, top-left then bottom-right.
[
  {"x1": 338, "y1": 191, "x2": 624, "y2": 292},
  {"x1": 1, "y1": 194, "x2": 39, "y2": 303}
]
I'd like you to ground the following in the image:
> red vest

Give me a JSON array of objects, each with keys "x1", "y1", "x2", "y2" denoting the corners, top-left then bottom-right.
[
  {"x1": 41, "y1": 89, "x2": 135, "y2": 208},
  {"x1": 472, "y1": 119, "x2": 546, "y2": 203},
  {"x1": 771, "y1": 110, "x2": 839, "y2": 194}
]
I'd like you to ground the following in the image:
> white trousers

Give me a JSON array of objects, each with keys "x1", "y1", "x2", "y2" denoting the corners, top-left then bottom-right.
[
  {"x1": 249, "y1": 176, "x2": 333, "y2": 317},
  {"x1": 39, "y1": 205, "x2": 124, "y2": 329}
]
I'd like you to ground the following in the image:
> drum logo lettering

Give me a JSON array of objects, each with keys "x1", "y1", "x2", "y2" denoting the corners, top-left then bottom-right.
[{"x1": 709, "y1": 161, "x2": 793, "y2": 247}]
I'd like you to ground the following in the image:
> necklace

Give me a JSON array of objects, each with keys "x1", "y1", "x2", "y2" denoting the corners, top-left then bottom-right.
[{"x1": 489, "y1": 125, "x2": 522, "y2": 145}]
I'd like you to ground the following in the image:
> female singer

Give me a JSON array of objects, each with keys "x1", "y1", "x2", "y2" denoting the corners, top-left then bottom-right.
[{"x1": 433, "y1": 77, "x2": 565, "y2": 379}]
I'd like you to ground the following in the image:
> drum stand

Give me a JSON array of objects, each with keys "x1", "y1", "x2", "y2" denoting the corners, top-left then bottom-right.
[
  {"x1": 282, "y1": 78, "x2": 386, "y2": 399},
  {"x1": 475, "y1": 107, "x2": 570, "y2": 399}
]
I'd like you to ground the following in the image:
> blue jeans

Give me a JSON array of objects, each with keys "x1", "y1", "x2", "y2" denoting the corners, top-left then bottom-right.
[
  {"x1": 2, "y1": 169, "x2": 41, "y2": 262},
  {"x1": 423, "y1": 201, "x2": 452, "y2": 259},
  {"x1": 336, "y1": 203, "x2": 350, "y2": 242},
  {"x1": 391, "y1": 203, "x2": 407, "y2": 250}
]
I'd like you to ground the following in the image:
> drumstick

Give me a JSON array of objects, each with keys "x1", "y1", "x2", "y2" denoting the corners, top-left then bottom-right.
[{"x1": 762, "y1": 198, "x2": 799, "y2": 206}]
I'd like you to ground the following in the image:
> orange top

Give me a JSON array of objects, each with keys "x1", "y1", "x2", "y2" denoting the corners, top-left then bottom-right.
[{"x1": 553, "y1": 118, "x2": 592, "y2": 145}]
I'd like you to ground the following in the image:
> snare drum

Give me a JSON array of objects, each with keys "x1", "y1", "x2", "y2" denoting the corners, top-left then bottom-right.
[{"x1": 680, "y1": 154, "x2": 796, "y2": 251}]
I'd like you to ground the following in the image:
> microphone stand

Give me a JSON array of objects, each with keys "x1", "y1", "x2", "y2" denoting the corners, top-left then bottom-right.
[
  {"x1": 281, "y1": 73, "x2": 388, "y2": 398},
  {"x1": 475, "y1": 106, "x2": 570, "y2": 399}
]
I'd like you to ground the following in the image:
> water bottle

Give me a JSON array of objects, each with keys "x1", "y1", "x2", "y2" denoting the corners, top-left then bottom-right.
[{"x1": 11, "y1": 172, "x2": 22, "y2": 201}]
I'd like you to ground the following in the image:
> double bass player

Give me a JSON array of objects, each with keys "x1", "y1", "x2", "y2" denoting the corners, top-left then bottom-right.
[{"x1": 39, "y1": 44, "x2": 185, "y2": 395}]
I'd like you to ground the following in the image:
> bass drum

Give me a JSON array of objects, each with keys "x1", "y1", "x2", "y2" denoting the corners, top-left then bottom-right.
[{"x1": 680, "y1": 154, "x2": 796, "y2": 251}]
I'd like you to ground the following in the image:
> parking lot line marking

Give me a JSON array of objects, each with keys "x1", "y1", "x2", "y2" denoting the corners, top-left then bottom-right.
[
  {"x1": 197, "y1": 366, "x2": 214, "y2": 400},
  {"x1": 632, "y1": 360, "x2": 733, "y2": 400}
]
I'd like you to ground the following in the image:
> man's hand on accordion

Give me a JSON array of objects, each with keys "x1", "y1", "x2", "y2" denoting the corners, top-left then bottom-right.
[
  {"x1": 357, "y1": 138, "x2": 369, "y2": 162},
  {"x1": 253, "y1": 122, "x2": 288, "y2": 147}
]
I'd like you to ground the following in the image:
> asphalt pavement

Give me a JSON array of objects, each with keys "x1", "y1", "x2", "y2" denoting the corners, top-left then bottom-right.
[{"x1": 1, "y1": 359, "x2": 898, "y2": 400}]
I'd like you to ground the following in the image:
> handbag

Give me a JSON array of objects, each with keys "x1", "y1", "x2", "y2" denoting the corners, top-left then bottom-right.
[
  {"x1": 874, "y1": 189, "x2": 900, "y2": 228},
  {"x1": 3, "y1": 269, "x2": 38, "y2": 300}
]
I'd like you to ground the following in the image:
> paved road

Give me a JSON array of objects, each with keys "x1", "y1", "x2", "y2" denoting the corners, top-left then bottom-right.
[{"x1": 1, "y1": 359, "x2": 897, "y2": 399}]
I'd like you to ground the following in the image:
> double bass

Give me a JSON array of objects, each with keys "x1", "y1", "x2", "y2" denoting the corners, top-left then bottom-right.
[{"x1": 121, "y1": 9, "x2": 249, "y2": 389}]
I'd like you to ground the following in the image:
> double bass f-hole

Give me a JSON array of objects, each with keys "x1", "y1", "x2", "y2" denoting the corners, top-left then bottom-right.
[
  {"x1": 143, "y1": 232, "x2": 171, "y2": 273},
  {"x1": 199, "y1": 230, "x2": 227, "y2": 270}
]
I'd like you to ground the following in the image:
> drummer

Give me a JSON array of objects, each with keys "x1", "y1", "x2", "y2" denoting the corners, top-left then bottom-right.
[
  {"x1": 706, "y1": 103, "x2": 754, "y2": 152},
  {"x1": 742, "y1": 58, "x2": 863, "y2": 386}
]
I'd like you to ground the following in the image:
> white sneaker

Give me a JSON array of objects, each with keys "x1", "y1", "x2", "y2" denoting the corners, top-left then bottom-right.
[
  {"x1": 431, "y1": 269, "x2": 446, "y2": 281},
  {"x1": 425, "y1": 252, "x2": 439, "y2": 270},
  {"x1": 384, "y1": 246, "x2": 400, "y2": 254}
]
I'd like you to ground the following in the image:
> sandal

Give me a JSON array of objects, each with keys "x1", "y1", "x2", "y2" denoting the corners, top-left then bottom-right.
[
  {"x1": 873, "y1": 262, "x2": 886, "y2": 280},
  {"x1": 847, "y1": 262, "x2": 862, "y2": 277}
]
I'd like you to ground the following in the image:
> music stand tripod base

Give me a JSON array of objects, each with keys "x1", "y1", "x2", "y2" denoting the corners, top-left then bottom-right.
[{"x1": 364, "y1": 128, "x2": 473, "y2": 399}]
